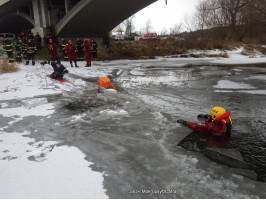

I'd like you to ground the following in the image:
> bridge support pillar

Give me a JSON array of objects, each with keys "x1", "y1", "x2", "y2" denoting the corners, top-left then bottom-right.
[
  {"x1": 31, "y1": 0, "x2": 50, "y2": 38},
  {"x1": 65, "y1": 0, "x2": 71, "y2": 13}
]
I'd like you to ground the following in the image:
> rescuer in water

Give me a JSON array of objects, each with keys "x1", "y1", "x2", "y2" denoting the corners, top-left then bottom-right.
[{"x1": 177, "y1": 106, "x2": 232, "y2": 136}]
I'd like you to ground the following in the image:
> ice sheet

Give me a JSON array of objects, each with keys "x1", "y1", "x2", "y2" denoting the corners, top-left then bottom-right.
[{"x1": 213, "y1": 80, "x2": 256, "y2": 89}]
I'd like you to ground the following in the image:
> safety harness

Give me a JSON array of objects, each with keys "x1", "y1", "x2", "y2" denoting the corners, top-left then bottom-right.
[{"x1": 207, "y1": 112, "x2": 232, "y2": 135}]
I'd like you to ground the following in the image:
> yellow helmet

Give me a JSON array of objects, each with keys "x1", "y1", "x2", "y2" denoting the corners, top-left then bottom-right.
[{"x1": 211, "y1": 106, "x2": 226, "y2": 120}]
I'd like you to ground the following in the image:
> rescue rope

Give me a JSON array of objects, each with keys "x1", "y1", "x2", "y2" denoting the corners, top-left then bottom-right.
[
  {"x1": 63, "y1": 87, "x2": 100, "y2": 98},
  {"x1": 258, "y1": 120, "x2": 266, "y2": 126},
  {"x1": 0, "y1": 87, "x2": 9, "y2": 93},
  {"x1": 41, "y1": 73, "x2": 100, "y2": 98}
]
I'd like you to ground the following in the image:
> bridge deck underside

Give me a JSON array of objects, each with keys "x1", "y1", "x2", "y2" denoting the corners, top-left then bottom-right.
[
  {"x1": 58, "y1": 0, "x2": 157, "y2": 37},
  {"x1": 0, "y1": 15, "x2": 34, "y2": 33},
  {"x1": 0, "y1": 0, "x2": 157, "y2": 37}
]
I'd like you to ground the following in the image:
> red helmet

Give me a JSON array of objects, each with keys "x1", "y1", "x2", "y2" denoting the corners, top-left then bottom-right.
[
  {"x1": 84, "y1": 38, "x2": 88, "y2": 42},
  {"x1": 49, "y1": 39, "x2": 53, "y2": 42},
  {"x1": 68, "y1": 40, "x2": 72, "y2": 44}
]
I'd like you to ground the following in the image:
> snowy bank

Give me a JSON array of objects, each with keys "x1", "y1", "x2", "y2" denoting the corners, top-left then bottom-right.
[{"x1": 0, "y1": 132, "x2": 107, "y2": 199}]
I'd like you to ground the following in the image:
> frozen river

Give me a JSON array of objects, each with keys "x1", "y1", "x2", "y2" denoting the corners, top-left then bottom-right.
[{"x1": 1, "y1": 56, "x2": 266, "y2": 198}]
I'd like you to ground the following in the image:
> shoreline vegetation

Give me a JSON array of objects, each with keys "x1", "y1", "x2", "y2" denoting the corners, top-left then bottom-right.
[{"x1": 98, "y1": 39, "x2": 266, "y2": 61}]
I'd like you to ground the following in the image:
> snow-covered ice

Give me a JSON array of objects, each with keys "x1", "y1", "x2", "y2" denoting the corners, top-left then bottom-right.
[
  {"x1": 0, "y1": 102, "x2": 55, "y2": 118},
  {"x1": 0, "y1": 132, "x2": 107, "y2": 199},
  {"x1": 99, "y1": 109, "x2": 128, "y2": 116},
  {"x1": 238, "y1": 90, "x2": 266, "y2": 95},
  {"x1": 245, "y1": 75, "x2": 266, "y2": 81},
  {"x1": 213, "y1": 80, "x2": 256, "y2": 89},
  {"x1": 21, "y1": 97, "x2": 48, "y2": 108}
]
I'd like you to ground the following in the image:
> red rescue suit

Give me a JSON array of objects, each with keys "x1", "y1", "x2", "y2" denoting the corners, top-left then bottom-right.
[
  {"x1": 186, "y1": 112, "x2": 232, "y2": 136},
  {"x1": 48, "y1": 43, "x2": 57, "y2": 61},
  {"x1": 84, "y1": 41, "x2": 92, "y2": 66},
  {"x1": 65, "y1": 44, "x2": 77, "y2": 66}
]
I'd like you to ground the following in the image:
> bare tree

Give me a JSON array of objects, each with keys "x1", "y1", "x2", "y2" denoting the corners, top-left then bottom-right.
[
  {"x1": 218, "y1": 0, "x2": 251, "y2": 35},
  {"x1": 123, "y1": 15, "x2": 135, "y2": 35},
  {"x1": 192, "y1": 0, "x2": 265, "y2": 40},
  {"x1": 183, "y1": 14, "x2": 198, "y2": 32},
  {"x1": 160, "y1": 27, "x2": 169, "y2": 35},
  {"x1": 144, "y1": 19, "x2": 153, "y2": 33},
  {"x1": 170, "y1": 23, "x2": 183, "y2": 35}
]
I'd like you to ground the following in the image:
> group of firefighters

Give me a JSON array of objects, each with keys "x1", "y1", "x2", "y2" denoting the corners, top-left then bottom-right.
[
  {"x1": 2, "y1": 32, "x2": 98, "y2": 68},
  {"x1": 2, "y1": 32, "x2": 41, "y2": 65},
  {"x1": 48, "y1": 37, "x2": 98, "y2": 67}
]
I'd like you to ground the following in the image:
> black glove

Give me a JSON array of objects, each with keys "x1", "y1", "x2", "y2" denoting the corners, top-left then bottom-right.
[
  {"x1": 177, "y1": 119, "x2": 187, "y2": 126},
  {"x1": 40, "y1": 61, "x2": 47, "y2": 66},
  {"x1": 197, "y1": 114, "x2": 210, "y2": 119}
]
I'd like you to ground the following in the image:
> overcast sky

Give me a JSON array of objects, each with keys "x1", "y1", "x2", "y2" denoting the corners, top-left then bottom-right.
[{"x1": 132, "y1": 0, "x2": 199, "y2": 34}]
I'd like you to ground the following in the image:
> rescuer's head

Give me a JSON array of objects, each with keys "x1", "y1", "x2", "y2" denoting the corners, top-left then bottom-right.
[{"x1": 56, "y1": 60, "x2": 61, "y2": 68}]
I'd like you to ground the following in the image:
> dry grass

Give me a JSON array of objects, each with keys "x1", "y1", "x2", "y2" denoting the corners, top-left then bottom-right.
[
  {"x1": 0, "y1": 59, "x2": 20, "y2": 73},
  {"x1": 205, "y1": 53, "x2": 230, "y2": 58},
  {"x1": 241, "y1": 44, "x2": 266, "y2": 56},
  {"x1": 96, "y1": 37, "x2": 262, "y2": 60},
  {"x1": 102, "y1": 38, "x2": 241, "y2": 60},
  {"x1": 92, "y1": 62, "x2": 102, "y2": 66}
]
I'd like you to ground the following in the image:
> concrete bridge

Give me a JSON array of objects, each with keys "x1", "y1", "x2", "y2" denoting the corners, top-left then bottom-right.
[{"x1": 0, "y1": 0, "x2": 157, "y2": 38}]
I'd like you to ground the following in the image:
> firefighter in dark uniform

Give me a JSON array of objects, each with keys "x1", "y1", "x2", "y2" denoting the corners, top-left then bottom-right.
[
  {"x1": 28, "y1": 33, "x2": 35, "y2": 44},
  {"x1": 25, "y1": 39, "x2": 37, "y2": 66},
  {"x1": 21, "y1": 36, "x2": 28, "y2": 60},
  {"x1": 3, "y1": 37, "x2": 14, "y2": 63},
  {"x1": 14, "y1": 37, "x2": 23, "y2": 63},
  {"x1": 91, "y1": 39, "x2": 98, "y2": 60},
  {"x1": 60, "y1": 38, "x2": 68, "y2": 61},
  {"x1": 76, "y1": 38, "x2": 84, "y2": 61},
  {"x1": 35, "y1": 32, "x2": 42, "y2": 50}
]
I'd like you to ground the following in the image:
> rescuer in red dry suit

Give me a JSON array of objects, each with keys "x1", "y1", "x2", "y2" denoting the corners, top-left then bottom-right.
[
  {"x1": 83, "y1": 38, "x2": 92, "y2": 67},
  {"x1": 48, "y1": 39, "x2": 58, "y2": 61},
  {"x1": 177, "y1": 106, "x2": 232, "y2": 136},
  {"x1": 65, "y1": 40, "x2": 78, "y2": 67}
]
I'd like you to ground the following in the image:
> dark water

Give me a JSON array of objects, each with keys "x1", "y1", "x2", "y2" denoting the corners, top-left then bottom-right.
[{"x1": 3, "y1": 63, "x2": 266, "y2": 198}]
